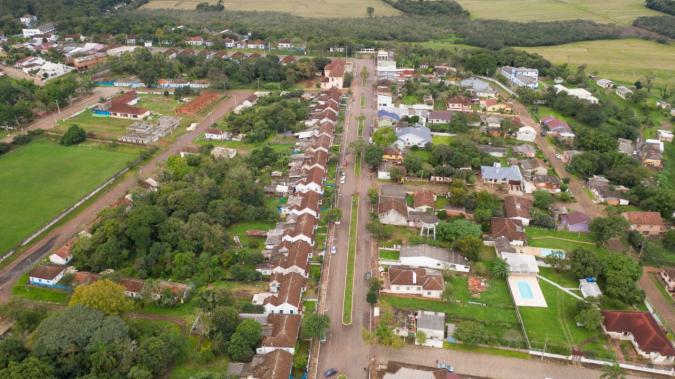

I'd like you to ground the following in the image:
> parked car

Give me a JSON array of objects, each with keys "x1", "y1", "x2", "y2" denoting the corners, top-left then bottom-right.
[
  {"x1": 436, "y1": 362, "x2": 454, "y2": 372},
  {"x1": 324, "y1": 368, "x2": 338, "y2": 377},
  {"x1": 331, "y1": 245, "x2": 336, "y2": 255}
]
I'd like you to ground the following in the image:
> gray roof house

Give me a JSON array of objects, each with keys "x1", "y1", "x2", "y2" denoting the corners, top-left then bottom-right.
[
  {"x1": 394, "y1": 126, "x2": 432, "y2": 149},
  {"x1": 416, "y1": 310, "x2": 445, "y2": 346},
  {"x1": 398, "y1": 244, "x2": 470, "y2": 272},
  {"x1": 481, "y1": 164, "x2": 524, "y2": 193},
  {"x1": 460, "y1": 77, "x2": 497, "y2": 98}
]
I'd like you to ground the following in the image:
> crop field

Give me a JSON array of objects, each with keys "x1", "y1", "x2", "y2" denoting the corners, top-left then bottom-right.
[
  {"x1": 0, "y1": 138, "x2": 138, "y2": 253},
  {"x1": 457, "y1": 0, "x2": 661, "y2": 25},
  {"x1": 524, "y1": 39, "x2": 675, "y2": 87},
  {"x1": 142, "y1": 0, "x2": 400, "y2": 18}
]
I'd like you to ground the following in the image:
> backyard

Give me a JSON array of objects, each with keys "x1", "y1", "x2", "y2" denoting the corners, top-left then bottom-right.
[
  {"x1": 519, "y1": 280, "x2": 614, "y2": 359},
  {"x1": 525, "y1": 227, "x2": 609, "y2": 255},
  {"x1": 0, "y1": 138, "x2": 138, "y2": 253}
]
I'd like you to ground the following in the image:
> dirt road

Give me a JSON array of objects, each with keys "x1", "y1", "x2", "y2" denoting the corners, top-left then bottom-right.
[
  {"x1": 511, "y1": 101, "x2": 604, "y2": 218},
  {"x1": 0, "y1": 90, "x2": 253, "y2": 302}
]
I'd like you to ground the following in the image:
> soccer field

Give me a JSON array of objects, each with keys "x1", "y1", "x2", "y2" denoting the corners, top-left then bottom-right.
[
  {"x1": 142, "y1": 0, "x2": 400, "y2": 17},
  {"x1": 457, "y1": 0, "x2": 661, "y2": 25},
  {"x1": 524, "y1": 38, "x2": 675, "y2": 87},
  {"x1": 0, "y1": 139, "x2": 138, "y2": 253}
]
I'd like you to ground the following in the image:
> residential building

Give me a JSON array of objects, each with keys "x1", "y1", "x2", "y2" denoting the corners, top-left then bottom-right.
[
  {"x1": 382, "y1": 147, "x2": 403, "y2": 163},
  {"x1": 446, "y1": 96, "x2": 472, "y2": 112},
  {"x1": 640, "y1": 142, "x2": 663, "y2": 168},
  {"x1": 29, "y1": 265, "x2": 66, "y2": 287},
  {"x1": 321, "y1": 59, "x2": 346, "y2": 89},
  {"x1": 559, "y1": 211, "x2": 590, "y2": 233},
  {"x1": 383, "y1": 266, "x2": 444, "y2": 299},
  {"x1": 481, "y1": 98, "x2": 512, "y2": 113},
  {"x1": 553, "y1": 84, "x2": 599, "y2": 104},
  {"x1": 256, "y1": 314, "x2": 301, "y2": 355},
  {"x1": 211, "y1": 147, "x2": 237, "y2": 159},
  {"x1": 503, "y1": 196, "x2": 533, "y2": 226},
  {"x1": 657, "y1": 130, "x2": 673, "y2": 142},
  {"x1": 601, "y1": 311, "x2": 675, "y2": 364},
  {"x1": 22, "y1": 22, "x2": 56, "y2": 38},
  {"x1": 412, "y1": 190, "x2": 435, "y2": 212},
  {"x1": 659, "y1": 269, "x2": 675, "y2": 295},
  {"x1": 260, "y1": 273, "x2": 305, "y2": 315},
  {"x1": 247, "y1": 349, "x2": 293, "y2": 379},
  {"x1": 378, "y1": 197, "x2": 408, "y2": 226},
  {"x1": 204, "y1": 128, "x2": 229, "y2": 141},
  {"x1": 622, "y1": 211, "x2": 664, "y2": 236},
  {"x1": 426, "y1": 111, "x2": 452, "y2": 124},
  {"x1": 281, "y1": 214, "x2": 316, "y2": 246},
  {"x1": 20, "y1": 14, "x2": 38, "y2": 27},
  {"x1": 394, "y1": 126, "x2": 432, "y2": 149},
  {"x1": 478, "y1": 145, "x2": 507, "y2": 158},
  {"x1": 397, "y1": 244, "x2": 470, "y2": 272},
  {"x1": 276, "y1": 39, "x2": 293, "y2": 49},
  {"x1": 49, "y1": 240, "x2": 74, "y2": 265},
  {"x1": 377, "y1": 361, "x2": 458, "y2": 379},
  {"x1": 480, "y1": 164, "x2": 524, "y2": 193},
  {"x1": 587, "y1": 175, "x2": 629, "y2": 205},
  {"x1": 541, "y1": 116, "x2": 575, "y2": 142},
  {"x1": 615, "y1": 85, "x2": 633, "y2": 100},
  {"x1": 596, "y1": 78, "x2": 614, "y2": 89},
  {"x1": 416, "y1": 311, "x2": 446, "y2": 347},
  {"x1": 579, "y1": 279, "x2": 602, "y2": 299},
  {"x1": 532, "y1": 174, "x2": 561, "y2": 192},
  {"x1": 460, "y1": 77, "x2": 496, "y2": 98},
  {"x1": 516, "y1": 126, "x2": 537, "y2": 142},
  {"x1": 490, "y1": 218, "x2": 526, "y2": 246},
  {"x1": 500, "y1": 66, "x2": 539, "y2": 88},
  {"x1": 617, "y1": 138, "x2": 634, "y2": 155},
  {"x1": 247, "y1": 39, "x2": 266, "y2": 49},
  {"x1": 184, "y1": 36, "x2": 204, "y2": 46},
  {"x1": 280, "y1": 55, "x2": 296, "y2": 65},
  {"x1": 513, "y1": 144, "x2": 536, "y2": 158}
]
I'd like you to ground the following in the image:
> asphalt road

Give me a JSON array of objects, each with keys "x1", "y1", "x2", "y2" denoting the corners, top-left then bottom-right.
[{"x1": 0, "y1": 89, "x2": 253, "y2": 302}]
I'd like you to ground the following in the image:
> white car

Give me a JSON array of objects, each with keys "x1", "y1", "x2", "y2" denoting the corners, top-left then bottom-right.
[
  {"x1": 331, "y1": 246, "x2": 336, "y2": 255},
  {"x1": 340, "y1": 176, "x2": 346, "y2": 184}
]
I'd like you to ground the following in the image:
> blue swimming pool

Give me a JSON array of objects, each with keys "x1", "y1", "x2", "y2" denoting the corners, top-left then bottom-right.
[
  {"x1": 517, "y1": 281, "x2": 535, "y2": 300},
  {"x1": 540, "y1": 248, "x2": 565, "y2": 258}
]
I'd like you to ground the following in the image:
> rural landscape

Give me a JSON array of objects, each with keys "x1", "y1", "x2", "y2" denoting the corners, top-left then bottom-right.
[{"x1": 0, "y1": 0, "x2": 673, "y2": 378}]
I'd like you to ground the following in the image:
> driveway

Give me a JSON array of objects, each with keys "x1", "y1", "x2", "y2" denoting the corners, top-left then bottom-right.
[{"x1": 0, "y1": 90, "x2": 253, "y2": 302}]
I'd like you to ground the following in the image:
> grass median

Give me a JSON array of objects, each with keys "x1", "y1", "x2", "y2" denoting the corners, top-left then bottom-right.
[{"x1": 342, "y1": 194, "x2": 359, "y2": 325}]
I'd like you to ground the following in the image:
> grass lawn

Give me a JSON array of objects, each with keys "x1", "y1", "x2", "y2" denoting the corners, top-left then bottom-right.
[
  {"x1": 304, "y1": 299, "x2": 317, "y2": 314},
  {"x1": 432, "y1": 135, "x2": 453, "y2": 145},
  {"x1": 519, "y1": 280, "x2": 614, "y2": 358},
  {"x1": 169, "y1": 334, "x2": 229, "y2": 379},
  {"x1": 56, "y1": 111, "x2": 135, "y2": 140},
  {"x1": 11, "y1": 273, "x2": 70, "y2": 304},
  {"x1": 444, "y1": 341, "x2": 530, "y2": 359},
  {"x1": 379, "y1": 249, "x2": 400, "y2": 261},
  {"x1": 343, "y1": 195, "x2": 359, "y2": 325},
  {"x1": 137, "y1": 94, "x2": 182, "y2": 114},
  {"x1": 658, "y1": 142, "x2": 675, "y2": 191},
  {"x1": 458, "y1": 0, "x2": 660, "y2": 25},
  {"x1": 524, "y1": 39, "x2": 675, "y2": 87},
  {"x1": 407, "y1": 148, "x2": 431, "y2": 162},
  {"x1": 538, "y1": 267, "x2": 580, "y2": 289},
  {"x1": 354, "y1": 151, "x2": 362, "y2": 176},
  {"x1": 142, "y1": 0, "x2": 400, "y2": 17},
  {"x1": 0, "y1": 138, "x2": 138, "y2": 253},
  {"x1": 196, "y1": 136, "x2": 295, "y2": 155},
  {"x1": 525, "y1": 227, "x2": 608, "y2": 255}
]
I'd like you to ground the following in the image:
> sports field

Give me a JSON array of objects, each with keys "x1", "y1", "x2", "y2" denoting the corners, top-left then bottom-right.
[
  {"x1": 457, "y1": 0, "x2": 661, "y2": 25},
  {"x1": 524, "y1": 39, "x2": 675, "y2": 87},
  {"x1": 142, "y1": 0, "x2": 400, "y2": 17},
  {"x1": 0, "y1": 139, "x2": 138, "y2": 253}
]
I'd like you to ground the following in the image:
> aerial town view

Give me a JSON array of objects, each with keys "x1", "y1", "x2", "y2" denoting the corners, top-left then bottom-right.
[{"x1": 0, "y1": 0, "x2": 674, "y2": 378}]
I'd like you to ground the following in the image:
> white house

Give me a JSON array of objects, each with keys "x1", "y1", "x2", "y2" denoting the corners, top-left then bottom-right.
[
  {"x1": 615, "y1": 86, "x2": 633, "y2": 100},
  {"x1": 20, "y1": 14, "x2": 38, "y2": 27},
  {"x1": 394, "y1": 126, "x2": 432, "y2": 149},
  {"x1": 579, "y1": 279, "x2": 602, "y2": 299},
  {"x1": 49, "y1": 242, "x2": 73, "y2": 265},
  {"x1": 277, "y1": 39, "x2": 294, "y2": 49},
  {"x1": 596, "y1": 79, "x2": 614, "y2": 89},
  {"x1": 383, "y1": 267, "x2": 444, "y2": 299},
  {"x1": 29, "y1": 265, "x2": 66, "y2": 287},
  {"x1": 204, "y1": 128, "x2": 230, "y2": 141},
  {"x1": 396, "y1": 244, "x2": 470, "y2": 273},
  {"x1": 516, "y1": 126, "x2": 536, "y2": 142},
  {"x1": 256, "y1": 314, "x2": 301, "y2": 355},
  {"x1": 500, "y1": 66, "x2": 538, "y2": 89},
  {"x1": 416, "y1": 311, "x2": 446, "y2": 348},
  {"x1": 657, "y1": 130, "x2": 673, "y2": 142},
  {"x1": 553, "y1": 84, "x2": 599, "y2": 104}
]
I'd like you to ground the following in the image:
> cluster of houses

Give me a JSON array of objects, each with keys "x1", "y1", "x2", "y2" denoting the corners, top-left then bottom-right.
[
  {"x1": 229, "y1": 89, "x2": 342, "y2": 379},
  {"x1": 616, "y1": 134, "x2": 671, "y2": 170},
  {"x1": 92, "y1": 90, "x2": 150, "y2": 120},
  {"x1": 27, "y1": 237, "x2": 191, "y2": 304},
  {"x1": 14, "y1": 56, "x2": 73, "y2": 81}
]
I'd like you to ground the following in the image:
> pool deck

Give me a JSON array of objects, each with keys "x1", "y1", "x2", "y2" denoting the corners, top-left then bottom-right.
[{"x1": 508, "y1": 275, "x2": 548, "y2": 307}]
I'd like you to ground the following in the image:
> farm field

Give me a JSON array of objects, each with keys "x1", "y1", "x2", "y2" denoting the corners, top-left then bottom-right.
[
  {"x1": 0, "y1": 138, "x2": 138, "y2": 253},
  {"x1": 142, "y1": 0, "x2": 400, "y2": 18},
  {"x1": 524, "y1": 39, "x2": 675, "y2": 87},
  {"x1": 457, "y1": 0, "x2": 661, "y2": 25}
]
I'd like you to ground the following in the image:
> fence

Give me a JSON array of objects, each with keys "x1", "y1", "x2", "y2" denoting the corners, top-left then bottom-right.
[{"x1": 0, "y1": 158, "x2": 140, "y2": 264}]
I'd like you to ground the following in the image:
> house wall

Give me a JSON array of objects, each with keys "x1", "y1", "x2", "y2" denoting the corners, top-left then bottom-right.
[
  {"x1": 272, "y1": 266, "x2": 308, "y2": 278},
  {"x1": 264, "y1": 303, "x2": 300, "y2": 315},
  {"x1": 256, "y1": 346, "x2": 295, "y2": 355},
  {"x1": 388, "y1": 285, "x2": 442, "y2": 298},
  {"x1": 418, "y1": 326, "x2": 445, "y2": 341},
  {"x1": 29, "y1": 271, "x2": 65, "y2": 287},
  {"x1": 630, "y1": 224, "x2": 663, "y2": 236},
  {"x1": 49, "y1": 254, "x2": 70, "y2": 265},
  {"x1": 398, "y1": 256, "x2": 470, "y2": 273}
]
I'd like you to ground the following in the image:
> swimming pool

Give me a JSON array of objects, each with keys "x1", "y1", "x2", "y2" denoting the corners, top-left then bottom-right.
[
  {"x1": 517, "y1": 281, "x2": 535, "y2": 300},
  {"x1": 540, "y1": 248, "x2": 565, "y2": 258}
]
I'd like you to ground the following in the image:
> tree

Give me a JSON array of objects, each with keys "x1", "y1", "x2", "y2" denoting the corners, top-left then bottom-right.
[
  {"x1": 69, "y1": 279, "x2": 133, "y2": 315},
  {"x1": 389, "y1": 166, "x2": 404, "y2": 182},
  {"x1": 364, "y1": 145, "x2": 384, "y2": 168},
  {"x1": 60, "y1": 124, "x2": 86, "y2": 146},
  {"x1": 441, "y1": 283, "x2": 454, "y2": 303},
  {"x1": 323, "y1": 208, "x2": 342, "y2": 223},
  {"x1": 209, "y1": 306, "x2": 239, "y2": 339},
  {"x1": 0, "y1": 357, "x2": 55, "y2": 379},
  {"x1": 453, "y1": 236, "x2": 482, "y2": 261},
  {"x1": 454, "y1": 321, "x2": 489, "y2": 344},
  {"x1": 574, "y1": 302, "x2": 602, "y2": 331},
  {"x1": 372, "y1": 127, "x2": 397, "y2": 147},
  {"x1": 301, "y1": 314, "x2": 330, "y2": 339},
  {"x1": 600, "y1": 362, "x2": 626, "y2": 379},
  {"x1": 568, "y1": 248, "x2": 602, "y2": 278},
  {"x1": 366, "y1": 278, "x2": 382, "y2": 305},
  {"x1": 437, "y1": 218, "x2": 481, "y2": 243},
  {"x1": 590, "y1": 216, "x2": 629, "y2": 245},
  {"x1": 489, "y1": 259, "x2": 509, "y2": 279},
  {"x1": 543, "y1": 251, "x2": 567, "y2": 272},
  {"x1": 0, "y1": 337, "x2": 28, "y2": 369},
  {"x1": 227, "y1": 332, "x2": 255, "y2": 362},
  {"x1": 533, "y1": 190, "x2": 553, "y2": 210},
  {"x1": 415, "y1": 330, "x2": 427, "y2": 345},
  {"x1": 367, "y1": 6, "x2": 375, "y2": 17},
  {"x1": 465, "y1": 52, "x2": 497, "y2": 76}
]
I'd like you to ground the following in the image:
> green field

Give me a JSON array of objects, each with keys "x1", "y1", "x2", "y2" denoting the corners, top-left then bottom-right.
[
  {"x1": 137, "y1": 94, "x2": 182, "y2": 114},
  {"x1": 0, "y1": 138, "x2": 137, "y2": 253},
  {"x1": 457, "y1": 0, "x2": 661, "y2": 25},
  {"x1": 524, "y1": 39, "x2": 675, "y2": 87},
  {"x1": 525, "y1": 227, "x2": 609, "y2": 255},
  {"x1": 519, "y1": 280, "x2": 614, "y2": 358},
  {"x1": 57, "y1": 112, "x2": 135, "y2": 140},
  {"x1": 432, "y1": 135, "x2": 453, "y2": 145},
  {"x1": 142, "y1": 0, "x2": 400, "y2": 17},
  {"x1": 342, "y1": 195, "x2": 359, "y2": 325}
]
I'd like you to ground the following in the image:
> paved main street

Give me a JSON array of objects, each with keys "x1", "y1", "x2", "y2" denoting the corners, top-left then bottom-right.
[{"x1": 0, "y1": 89, "x2": 253, "y2": 302}]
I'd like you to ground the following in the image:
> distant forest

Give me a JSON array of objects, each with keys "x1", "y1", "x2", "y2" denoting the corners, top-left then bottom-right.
[
  {"x1": 382, "y1": 0, "x2": 469, "y2": 16},
  {"x1": 634, "y1": 15, "x2": 675, "y2": 38},
  {"x1": 645, "y1": 0, "x2": 675, "y2": 15}
]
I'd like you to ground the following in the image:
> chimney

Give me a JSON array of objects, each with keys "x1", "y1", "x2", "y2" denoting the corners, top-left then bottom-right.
[{"x1": 412, "y1": 271, "x2": 417, "y2": 284}]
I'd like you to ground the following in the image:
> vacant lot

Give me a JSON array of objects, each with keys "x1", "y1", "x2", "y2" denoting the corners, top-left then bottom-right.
[
  {"x1": 137, "y1": 94, "x2": 182, "y2": 114},
  {"x1": 524, "y1": 39, "x2": 675, "y2": 87},
  {"x1": 457, "y1": 0, "x2": 660, "y2": 25},
  {"x1": 142, "y1": 0, "x2": 399, "y2": 17},
  {"x1": 0, "y1": 138, "x2": 137, "y2": 253},
  {"x1": 56, "y1": 112, "x2": 135, "y2": 140}
]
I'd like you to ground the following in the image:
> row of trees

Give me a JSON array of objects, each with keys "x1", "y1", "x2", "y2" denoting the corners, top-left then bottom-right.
[{"x1": 633, "y1": 15, "x2": 675, "y2": 38}]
